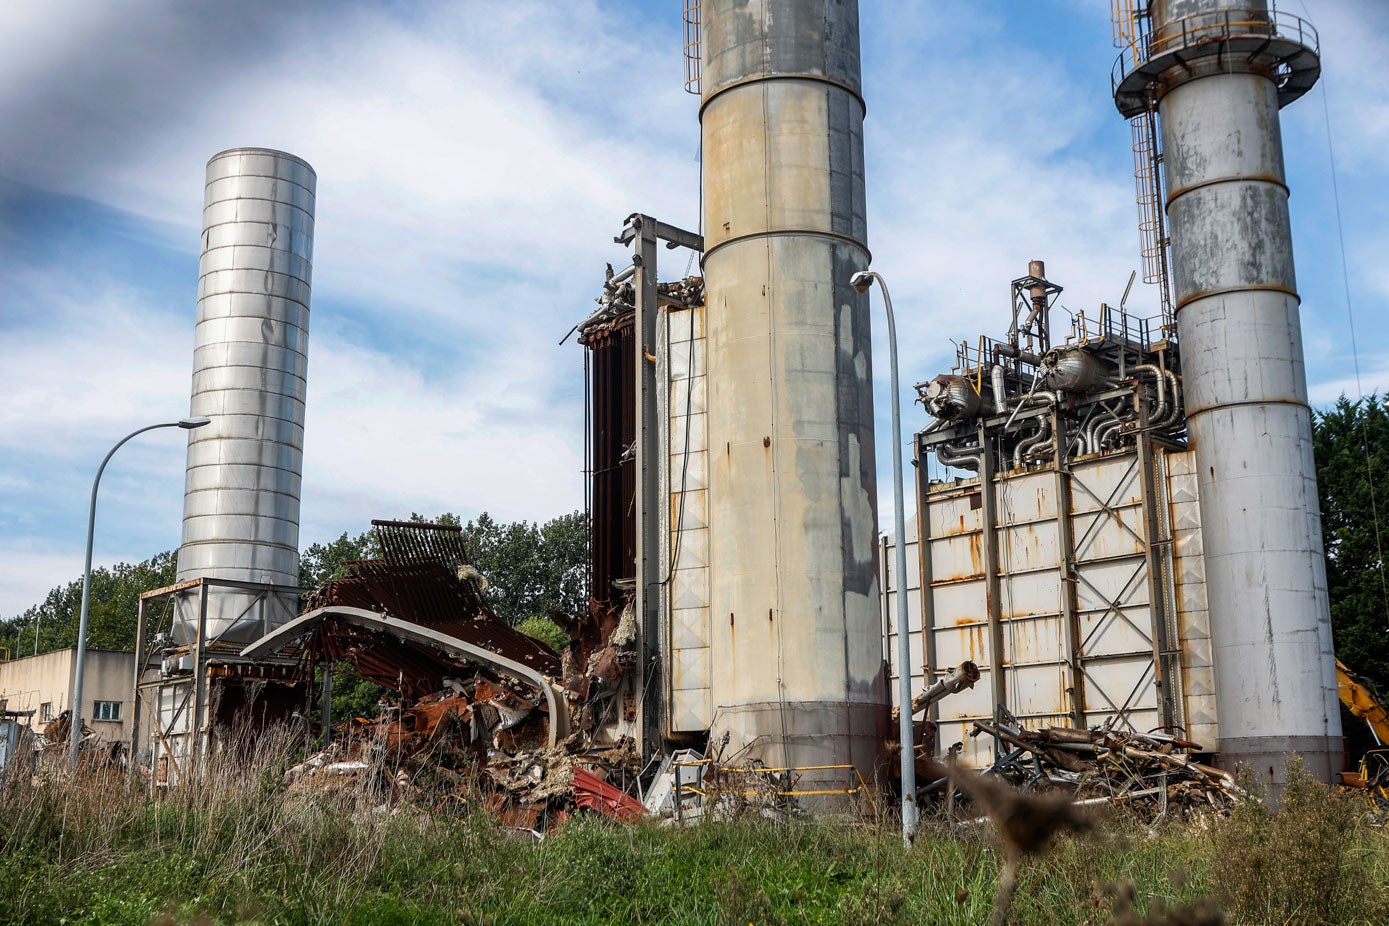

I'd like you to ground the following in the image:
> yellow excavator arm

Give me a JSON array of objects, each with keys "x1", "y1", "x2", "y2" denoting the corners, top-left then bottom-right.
[{"x1": 1336, "y1": 658, "x2": 1389, "y2": 746}]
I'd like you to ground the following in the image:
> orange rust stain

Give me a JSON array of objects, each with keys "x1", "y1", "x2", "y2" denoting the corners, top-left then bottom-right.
[{"x1": 966, "y1": 624, "x2": 985, "y2": 661}]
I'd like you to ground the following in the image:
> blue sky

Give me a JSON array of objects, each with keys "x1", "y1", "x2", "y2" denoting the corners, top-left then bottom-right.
[{"x1": 2, "y1": 0, "x2": 1385, "y2": 618}]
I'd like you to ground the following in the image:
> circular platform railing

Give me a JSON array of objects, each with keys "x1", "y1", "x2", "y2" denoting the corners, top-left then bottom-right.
[{"x1": 1111, "y1": 8, "x2": 1319, "y2": 116}]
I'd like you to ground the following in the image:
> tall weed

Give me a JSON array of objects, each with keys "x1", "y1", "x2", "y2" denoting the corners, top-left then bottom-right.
[{"x1": 1212, "y1": 757, "x2": 1389, "y2": 925}]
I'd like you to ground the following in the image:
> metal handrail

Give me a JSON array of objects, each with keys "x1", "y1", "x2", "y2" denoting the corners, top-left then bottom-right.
[
  {"x1": 1110, "y1": 0, "x2": 1141, "y2": 50},
  {"x1": 673, "y1": 760, "x2": 872, "y2": 798},
  {"x1": 1111, "y1": 8, "x2": 1319, "y2": 91}
]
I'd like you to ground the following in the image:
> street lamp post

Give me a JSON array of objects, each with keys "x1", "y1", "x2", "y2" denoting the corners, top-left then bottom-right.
[
  {"x1": 849, "y1": 269, "x2": 918, "y2": 847},
  {"x1": 69, "y1": 416, "x2": 211, "y2": 769}
]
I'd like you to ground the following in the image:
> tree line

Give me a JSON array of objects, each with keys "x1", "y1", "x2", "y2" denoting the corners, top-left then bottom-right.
[
  {"x1": 0, "y1": 510, "x2": 586, "y2": 660},
  {"x1": 4, "y1": 397, "x2": 1387, "y2": 726}
]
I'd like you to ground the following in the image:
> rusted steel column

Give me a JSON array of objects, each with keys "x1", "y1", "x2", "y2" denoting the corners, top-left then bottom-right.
[
  {"x1": 1127, "y1": 0, "x2": 1341, "y2": 784},
  {"x1": 979, "y1": 434, "x2": 1005, "y2": 759},
  {"x1": 700, "y1": 0, "x2": 885, "y2": 795},
  {"x1": 1051, "y1": 408, "x2": 1087, "y2": 729}
]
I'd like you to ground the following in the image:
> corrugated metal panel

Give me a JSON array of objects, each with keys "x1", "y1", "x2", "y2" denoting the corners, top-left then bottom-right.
[
  {"x1": 668, "y1": 305, "x2": 711, "y2": 731},
  {"x1": 1166, "y1": 447, "x2": 1218, "y2": 745}
]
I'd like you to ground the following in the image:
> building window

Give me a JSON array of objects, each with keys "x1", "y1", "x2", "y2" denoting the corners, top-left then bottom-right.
[
  {"x1": 93, "y1": 700, "x2": 121, "y2": 722},
  {"x1": 40, "y1": 702, "x2": 53, "y2": 722}
]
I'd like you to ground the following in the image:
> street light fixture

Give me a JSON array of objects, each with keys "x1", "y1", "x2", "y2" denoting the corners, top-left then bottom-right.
[
  {"x1": 849, "y1": 268, "x2": 918, "y2": 847},
  {"x1": 69, "y1": 416, "x2": 211, "y2": 769}
]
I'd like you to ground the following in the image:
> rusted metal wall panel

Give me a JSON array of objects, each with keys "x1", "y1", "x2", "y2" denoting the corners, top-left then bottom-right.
[{"x1": 889, "y1": 449, "x2": 1202, "y2": 769}]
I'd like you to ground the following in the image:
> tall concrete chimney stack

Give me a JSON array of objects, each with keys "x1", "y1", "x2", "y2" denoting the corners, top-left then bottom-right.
[
  {"x1": 700, "y1": 0, "x2": 886, "y2": 791},
  {"x1": 1114, "y1": 1, "x2": 1341, "y2": 783}
]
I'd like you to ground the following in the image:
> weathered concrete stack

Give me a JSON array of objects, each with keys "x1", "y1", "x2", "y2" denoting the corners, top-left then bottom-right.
[
  {"x1": 1114, "y1": 0, "x2": 1341, "y2": 783},
  {"x1": 700, "y1": 0, "x2": 886, "y2": 792}
]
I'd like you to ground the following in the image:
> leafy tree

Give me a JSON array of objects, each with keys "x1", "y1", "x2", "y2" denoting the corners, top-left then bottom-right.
[
  {"x1": 459, "y1": 510, "x2": 587, "y2": 626},
  {"x1": 0, "y1": 551, "x2": 176, "y2": 659},
  {"x1": 1313, "y1": 395, "x2": 1389, "y2": 686},
  {"x1": 1, "y1": 509, "x2": 588, "y2": 661},
  {"x1": 295, "y1": 511, "x2": 588, "y2": 626},
  {"x1": 299, "y1": 530, "x2": 378, "y2": 588},
  {"x1": 515, "y1": 616, "x2": 569, "y2": 652},
  {"x1": 328, "y1": 667, "x2": 389, "y2": 721},
  {"x1": 1313, "y1": 395, "x2": 1389, "y2": 759}
]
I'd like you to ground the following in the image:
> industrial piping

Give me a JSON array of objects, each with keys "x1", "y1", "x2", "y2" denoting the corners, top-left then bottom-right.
[
  {"x1": 176, "y1": 148, "x2": 317, "y2": 642},
  {"x1": 1115, "y1": 1, "x2": 1341, "y2": 783},
  {"x1": 699, "y1": 0, "x2": 886, "y2": 795}
]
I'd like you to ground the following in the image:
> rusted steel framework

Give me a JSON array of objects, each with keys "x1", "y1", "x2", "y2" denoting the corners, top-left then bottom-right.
[
  {"x1": 302, "y1": 569, "x2": 560, "y2": 685},
  {"x1": 575, "y1": 215, "x2": 704, "y2": 758},
  {"x1": 579, "y1": 317, "x2": 637, "y2": 613},
  {"x1": 905, "y1": 262, "x2": 1209, "y2": 771},
  {"x1": 133, "y1": 577, "x2": 305, "y2": 786}
]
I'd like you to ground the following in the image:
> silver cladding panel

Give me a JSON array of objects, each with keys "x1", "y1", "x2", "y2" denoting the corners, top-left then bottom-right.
[
  {"x1": 1152, "y1": 1, "x2": 1341, "y2": 783},
  {"x1": 177, "y1": 148, "x2": 315, "y2": 638}
]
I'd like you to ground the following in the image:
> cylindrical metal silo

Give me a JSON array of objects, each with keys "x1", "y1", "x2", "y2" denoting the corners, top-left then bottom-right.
[
  {"x1": 176, "y1": 147, "x2": 316, "y2": 642},
  {"x1": 1117, "y1": 1, "x2": 1341, "y2": 783},
  {"x1": 700, "y1": 0, "x2": 886, "y2": 793}
]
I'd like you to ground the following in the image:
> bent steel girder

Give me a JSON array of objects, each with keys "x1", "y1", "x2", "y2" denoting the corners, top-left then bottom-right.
[{"x1": 240, "y1": 606, "x2": 570, "y2": 747}]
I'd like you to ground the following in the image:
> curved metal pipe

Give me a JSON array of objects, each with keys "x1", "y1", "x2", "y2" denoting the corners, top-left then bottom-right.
[
  {"x1": 991, "y1": 364, "x2": 1009, "y2": 415},
  {"x1": 1013, "y1": 416, "x2": 1053, "y2": 469},
  {"x1": 936, "y1": 441, "x2": 984, "y2": 473},
  {"x1": 1085, "y1": 412, "x2": 1109, "y2": 452},
  {"x1": 1085, "y1": 401, "x2": 1123, "y2": 452},
  {"x1": 1095, "y1": 415, "x2": 1130, "y2": 450},
  {"x1": 1133, "y1": 364, "x2": 1169, "y2": 426},
  {"x1": 1158, "y1": 369, "x2": 1182, "y2": 427}
]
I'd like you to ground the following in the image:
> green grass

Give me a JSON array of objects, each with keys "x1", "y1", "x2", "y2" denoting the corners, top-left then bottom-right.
[{"x1": 3, "y1": 753, "x2": 1386, "y2": 925}]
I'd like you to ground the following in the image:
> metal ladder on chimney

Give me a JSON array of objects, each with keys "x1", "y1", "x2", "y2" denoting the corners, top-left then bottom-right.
[
  {"x1": 683, "y1": 1, "x2": 702, "y2": 95},
  {"x1": 1112, "y1": 1, "x2": 1174, "y2": 336}
]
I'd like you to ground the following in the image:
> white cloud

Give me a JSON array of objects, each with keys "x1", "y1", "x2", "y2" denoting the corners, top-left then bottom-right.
[
  {"x1": 1309, "y1": 356, "x2": 1389, "y2": 407},
  {"x1": 0, "y1": 546, "x2": 81, "y2": 625},
  {"x1": 1, "y1": 0, "x2": 1386, "y2": 620}
]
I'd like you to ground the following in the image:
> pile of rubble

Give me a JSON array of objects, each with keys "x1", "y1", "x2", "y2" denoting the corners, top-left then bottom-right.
[
  {"x1": 285, "y1": 683, "x2": 647, "y2": 834},
  {"x1": 250, "y1": 519, "x2": 650, "y2": 835},
  {"x1": 963, "y1": 712, "x2": 1248, "y2": 820}
]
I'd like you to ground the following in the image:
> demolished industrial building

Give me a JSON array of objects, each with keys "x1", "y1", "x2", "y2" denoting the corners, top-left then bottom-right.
[{"x1": 55, "y1": 0, "x2": 1348, "y2": 832}]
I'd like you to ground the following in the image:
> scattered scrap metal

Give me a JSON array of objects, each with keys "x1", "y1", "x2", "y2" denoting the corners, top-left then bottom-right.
[
  {"x1": 956, "y1": 709, "x2": 1249, "y2": 820},
  {"x1": 246, "y1": 528, "x2": 1247, "y2": 831},
  {"x1": 250, "y1": 519, "x2": 648, "y2": 834}
]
